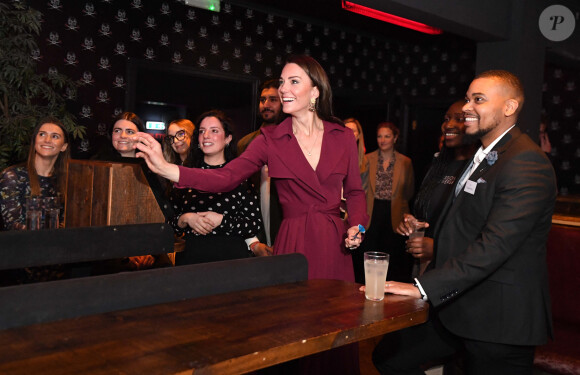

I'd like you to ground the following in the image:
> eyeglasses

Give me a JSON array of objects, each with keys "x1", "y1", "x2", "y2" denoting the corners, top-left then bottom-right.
[{"x1": 167, "y1": 130, "x2": 187, "y2": 144}]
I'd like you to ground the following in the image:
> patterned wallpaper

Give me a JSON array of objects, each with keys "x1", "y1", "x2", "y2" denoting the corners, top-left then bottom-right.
[
  {"x1": 543, "y1": 63, "x2": 580, "y2": 196},
  {"x1": 24, "y1": 0, "x2": 580, "y2": 195}
]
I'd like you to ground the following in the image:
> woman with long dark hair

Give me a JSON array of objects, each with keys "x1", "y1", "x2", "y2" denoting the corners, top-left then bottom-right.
[
  {"x1": 91, "y1": 111, "x2": 160, "y2": 272},
  {"x1": 0, "y1": 117, "x2": 69, "y2": 231},
  {"x1": 135, "y1": 52, "x2": 368, "y2": 375},
  {"x1": 92, "y1": 111, "x2": 144, "y2": 160},
  {"x1": 135, "y1": 55, "x2": 368, "y2": 281},
  {"x1": 0, "y1": 117, "x2": 70, "y2": 284},
  {"x1": 168, "y1": 110, "x2": 262, "y2": 265}
]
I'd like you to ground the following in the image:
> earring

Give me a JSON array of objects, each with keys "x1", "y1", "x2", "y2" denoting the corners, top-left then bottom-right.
[
  {"x1": 197, "y1": 144, "x2": 201, "y2": 149},
  {"x1": 309, "y1": 98, "x2": 316, "y2": 112}
]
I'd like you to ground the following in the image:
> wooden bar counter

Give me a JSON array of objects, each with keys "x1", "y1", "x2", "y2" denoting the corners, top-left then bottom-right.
[{"x1": 0, "y1": 279, "x2": 428, "y2": 375}]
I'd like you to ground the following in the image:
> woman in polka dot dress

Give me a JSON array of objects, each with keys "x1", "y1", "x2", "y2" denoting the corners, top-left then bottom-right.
[{"x1": 169, "y1": 110, "x2": 262, "y2": 265}]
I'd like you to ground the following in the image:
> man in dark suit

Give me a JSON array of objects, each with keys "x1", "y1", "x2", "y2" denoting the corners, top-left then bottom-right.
[
  {"x1": 370, "y1": 70, "x2": 557, "y2": 374},
  {"x1": 237, "y1": 79, "x2": 285, "y2": 256}
]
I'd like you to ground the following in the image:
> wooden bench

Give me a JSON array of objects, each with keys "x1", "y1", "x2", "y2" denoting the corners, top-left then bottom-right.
[
  {"x1": 534, "y1": 223, "x2": 580, "y2": 375},
  {"x1": 0, "y1": 224, "x2": 308, "y2": 330}
]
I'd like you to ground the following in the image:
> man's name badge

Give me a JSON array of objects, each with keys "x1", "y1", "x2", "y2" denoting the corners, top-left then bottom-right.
[{"x1": 464, "y1": 180, "x2": 477, "y2": 195}]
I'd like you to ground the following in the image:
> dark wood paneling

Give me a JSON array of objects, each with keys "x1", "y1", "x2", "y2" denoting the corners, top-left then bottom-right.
[
  {"x1": 65, "y1": 160, "x2": 165, "y2": 228},
  {"x1": 0, "y1": 279, "x2": 427, "y2": 374}
]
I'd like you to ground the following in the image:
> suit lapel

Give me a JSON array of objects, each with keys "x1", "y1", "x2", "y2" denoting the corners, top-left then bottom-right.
[
  {"x1": 469, "y1": 127, "x2": 518, "y2": 182},
  {"x1": 436, "y1": 127, "x2": 521, "y2": 237}
]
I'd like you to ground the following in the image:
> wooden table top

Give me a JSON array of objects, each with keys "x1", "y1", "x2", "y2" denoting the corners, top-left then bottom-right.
[{"x1": 0, "y1": 279, "x2": 428, "y2": 375}]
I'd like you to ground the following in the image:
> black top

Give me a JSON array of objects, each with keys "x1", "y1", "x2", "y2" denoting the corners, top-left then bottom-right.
[
  {"x1": 168, "y1": 161, "x2": 262, "y2": 239},
  {"x1": 422, "y1": 158, "x2": 468, "y2": 237}
]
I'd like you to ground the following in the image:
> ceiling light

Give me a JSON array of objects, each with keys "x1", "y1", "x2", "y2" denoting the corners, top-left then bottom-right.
[
  {"x1": 342, "y1": 1, "x2": 442, "y2": 35},
  {"x1": 184, "y1": 0, "x2": 220, "y2": 12}
]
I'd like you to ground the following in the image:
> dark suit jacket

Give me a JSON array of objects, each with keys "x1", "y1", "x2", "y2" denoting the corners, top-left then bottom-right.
[{"x1": 419, "y1": 126, "x2": 557, "y2": 346}]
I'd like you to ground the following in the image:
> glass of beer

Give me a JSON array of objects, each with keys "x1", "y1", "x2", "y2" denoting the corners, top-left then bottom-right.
[{"x1": 364, "y1": 252, "x2": 390, "y2": 301}]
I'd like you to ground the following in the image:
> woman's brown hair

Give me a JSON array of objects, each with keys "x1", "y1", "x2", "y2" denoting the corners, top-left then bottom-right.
[{"x1": 26, "y1": 117, "x2": 70, "y2": 197}]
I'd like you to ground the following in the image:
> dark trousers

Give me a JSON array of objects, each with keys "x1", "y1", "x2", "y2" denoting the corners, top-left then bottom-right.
[
  {"x1": 354, "y1": 199, "x2": 413, "y2": 284},
  {"x1": 372, "y1": 314, "x2": 535, "y2": 375}
]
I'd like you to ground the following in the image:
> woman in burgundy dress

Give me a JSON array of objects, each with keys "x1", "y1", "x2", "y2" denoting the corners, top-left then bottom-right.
[
  {"x1": 134, "y1": 55, "x2": 368, "y2": 282},
  {"x1": 135, "y1": 54, "x2": 368, "y2": 375}
]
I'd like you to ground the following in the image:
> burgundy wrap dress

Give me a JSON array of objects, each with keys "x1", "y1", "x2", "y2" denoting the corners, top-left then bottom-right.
[{"x1": 176, "y1": 117, "x2": 368, "y2": 281}]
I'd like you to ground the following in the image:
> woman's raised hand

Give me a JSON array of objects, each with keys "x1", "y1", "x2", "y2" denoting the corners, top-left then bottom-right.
[{"x1": 134, "y1": 132, "x2": 180, "y2": 182}]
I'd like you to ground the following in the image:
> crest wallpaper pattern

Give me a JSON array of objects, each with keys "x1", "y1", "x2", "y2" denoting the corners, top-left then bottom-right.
[
  {"x1": 543, "y1": 64, "x2": 580, "y2": 196},
  {"x1": 26, "y1": 0, "x2": 580, "y2": 195}
]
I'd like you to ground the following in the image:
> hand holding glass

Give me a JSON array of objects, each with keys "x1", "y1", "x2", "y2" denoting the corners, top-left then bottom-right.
[
  {"x1": 409, "y1": 220, "x2": 427, "y2": 240},
  {"x1": 364, "y1": 252, "x2": 390, "y2": 301}
]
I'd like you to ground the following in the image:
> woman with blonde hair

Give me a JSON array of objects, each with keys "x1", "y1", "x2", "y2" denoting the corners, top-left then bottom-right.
[
  {"x1": 344, "y1": 117, "x2": 368, "y2": 189},
  {"x1": 163, "y1": 119, "x2": 195, "y2": 166}
]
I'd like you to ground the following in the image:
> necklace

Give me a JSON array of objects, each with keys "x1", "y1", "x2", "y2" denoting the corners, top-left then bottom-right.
[
  {"x1": 296, "y1": 126, "x2": 320, "y2": 156},
  {"x1": 379, "y1": 151, "x2": 395, "y2": 171}
]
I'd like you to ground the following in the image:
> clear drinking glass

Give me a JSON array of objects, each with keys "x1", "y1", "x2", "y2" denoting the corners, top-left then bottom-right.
[
  {"x1": 364, "y1": 251, "x2": 390, "y2": 301},
  {"x1": 25, "y1": 196, "x2": 42, "y2": 230},
  {"x1": 44, "y1": 196, "x2": 60, "y2": 229},
  {"x1": 409, "y1": 220, "x2": 427, "y2": 240}
]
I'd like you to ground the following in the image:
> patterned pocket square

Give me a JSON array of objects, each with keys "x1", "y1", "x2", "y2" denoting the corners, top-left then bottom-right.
[{"x1": 477, "y1": 178, "x2": 486, "y2": 184}]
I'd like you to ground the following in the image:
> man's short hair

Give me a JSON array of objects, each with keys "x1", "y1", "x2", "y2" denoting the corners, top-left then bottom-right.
[
  {"x1": 260, "y1": 78, "x2": 279, "y2": 92},
  {"x1": 475, "y1": 70, "x2": 525, "y2": 114}
]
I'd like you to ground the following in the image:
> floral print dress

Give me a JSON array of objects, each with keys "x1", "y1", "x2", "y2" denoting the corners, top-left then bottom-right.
[{"x1": 0, "y1": 165, "x2": 66, "y2": 284}]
